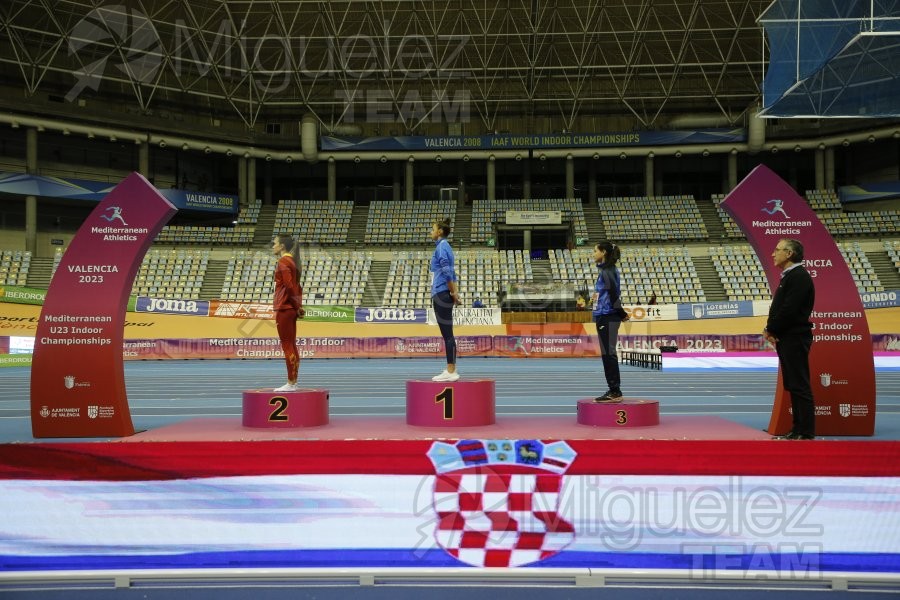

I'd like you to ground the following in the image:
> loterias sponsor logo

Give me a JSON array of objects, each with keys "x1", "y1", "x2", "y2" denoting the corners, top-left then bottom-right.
[
  {"x1": 356, "y1": 307, "x2": 428, "y2": 323},
  {"x1": 135, "y1": 296, "x2": 210, "y2": 316}
]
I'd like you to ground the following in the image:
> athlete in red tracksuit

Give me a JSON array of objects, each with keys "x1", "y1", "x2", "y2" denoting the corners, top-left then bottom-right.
[{"x1": 272, "y1": 234, "x2": 304, "y2": 392}]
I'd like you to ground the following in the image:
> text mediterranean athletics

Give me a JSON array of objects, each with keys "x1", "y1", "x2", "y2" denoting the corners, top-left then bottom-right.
[{"x1": 91, "y1": 226, "x2": 149, "y2": 241}]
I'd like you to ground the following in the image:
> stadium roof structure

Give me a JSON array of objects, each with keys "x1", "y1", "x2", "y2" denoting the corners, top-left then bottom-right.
[
  {"x1": 759, "y1": 0, "x2": 900, "y2": 118},
  {"x1": 0, "y1": 0, "x2": 773, "y2": 136}
]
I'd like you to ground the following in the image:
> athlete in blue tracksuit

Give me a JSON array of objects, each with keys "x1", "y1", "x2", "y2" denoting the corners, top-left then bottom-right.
[
  {"x1": 430, "y1": 217, "x2": 460, "y2": 382},
  {"x1": 592, "y1": 241, "x2": 625, "y2": 402}
]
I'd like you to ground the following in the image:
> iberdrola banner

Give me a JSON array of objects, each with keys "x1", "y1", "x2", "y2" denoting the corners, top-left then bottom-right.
[
  {"x1": 720, "y1": 165, "x2": 875, "y2": 435},
  {"x1": 30, "y1": 173, "x2": 177, "y2": 438}
]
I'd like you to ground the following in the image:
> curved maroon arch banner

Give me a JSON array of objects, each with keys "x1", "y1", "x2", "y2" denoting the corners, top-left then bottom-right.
[
  {"x1": 30, "y1": 173, "x2": 177, "y2": 438},
  {"x1": 721, "y1": 165, "x2": 875, "y2": 436}
]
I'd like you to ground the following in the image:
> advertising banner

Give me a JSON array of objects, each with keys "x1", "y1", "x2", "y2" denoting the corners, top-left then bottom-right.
[
  {"x1": 355, "y1": 307, "x2": 429, "y2": 323},
  {"x1": 114, "y1": 333, "x2": 900, "y2": 359},
  {"x1": 0, "y1": 285, "x2": 46, "y2": 306},
  {"x1": 426, "y1": 307, "x2": 502, "y2": 326},
  {"x1": 302, "y1": 305, "x2": 356, "y2": 323},
  {"x1": 134, "y1": 296, "x2": 211, "y2": 317},
  {"x1": 0, "y1": 353, "x2": 31, "y2": 367},
  {"x1": 676, "y1": 300, "x2": 756, "y2": 320},
  {"x1": 0, "y1": 172, "x2": 236, "y2": 215},
  {"x1": 121, "y1": 336, "x2": 494, "y2": 360},
  {"x1": 30, "y1": 172, "x2": 177, "y2": 438},
  {"x1": 320, "y1": 129, "x2": 746, "y2": 152},
  {"x1": 158, "y1": 189, "x2": 237, "y2": 214},
  {"x1": 721, "y1": 165, "x2": 876, "y2": 435},
  {"x1": 209, "y1": 301, "x2": 274, "y2": 319},
  {"x1": 622, "y1": 304, "x2": 678, "y2": 321},
  {"x1": 862, "y1": 290, "x2": 900, "y2": 309},
  {"x1": 494, "y1": 335, "x2": 601, "y2": 358},
  {"x1": 505, "y1": 210, "x2": 562, "y2": 225}
]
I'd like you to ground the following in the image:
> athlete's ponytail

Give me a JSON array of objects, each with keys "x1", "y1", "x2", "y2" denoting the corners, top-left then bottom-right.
[{"x1": 595, "y1": 241, "x2": 620, "y2": 266}]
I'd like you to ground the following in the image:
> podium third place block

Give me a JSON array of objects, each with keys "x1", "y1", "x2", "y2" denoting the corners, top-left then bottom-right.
[{"x1": 576, "y1": 398, "x2": 660, "y2": 427}]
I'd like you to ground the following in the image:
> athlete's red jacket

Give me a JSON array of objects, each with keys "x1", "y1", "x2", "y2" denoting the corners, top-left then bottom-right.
[{"x1": 273, "y1": 254, "x2": 303, "y2": 312}]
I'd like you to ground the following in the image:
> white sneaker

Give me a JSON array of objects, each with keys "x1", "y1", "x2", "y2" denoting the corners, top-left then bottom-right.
[
  {"x1": 432, "y1": 370, "x2": 460, "y2": 382},
  {"x1": 273, "y1": 383, "x2": 298, "y2": 392}
]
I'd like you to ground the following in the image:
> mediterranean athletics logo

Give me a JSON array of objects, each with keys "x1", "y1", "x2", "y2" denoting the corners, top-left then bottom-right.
[
  {"x1": 99, "y1": 206, "x2": 128, "y2": 226},
  {"x1": 66, "y1": 5, "x2": 162, "y2": 102},
  {"x1": 752, "y1": 198, "x2": 811, "y2": 235},
  {"x1": 761, "y1": 198, "x2": 790, "y2": 219}
]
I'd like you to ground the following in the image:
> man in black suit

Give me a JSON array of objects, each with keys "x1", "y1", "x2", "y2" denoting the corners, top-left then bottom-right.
[{"x1": 764, "y1": 238, "x2": 816, "y2": 440}]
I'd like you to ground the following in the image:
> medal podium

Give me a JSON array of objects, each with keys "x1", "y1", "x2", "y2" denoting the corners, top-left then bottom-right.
[
  {"x1": 406, "y1": 380, "x2": 496, "y2": 427},
  {"x1": 242, "y1": 388, "x2": 330, "y2": 428},
  {"x1": 576, "y1": 398, "x2": 660, "y2": 427}
]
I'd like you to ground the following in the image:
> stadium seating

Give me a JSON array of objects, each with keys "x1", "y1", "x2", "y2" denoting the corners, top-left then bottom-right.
[
  {"x1": 838, "y1": 241, "x2": 884, "y2": 294},
  {"x1": 236, "y1": 199, "x2": 262, "y2": 224},
  {"x1": 803, "y1": 189, "x2": 899, "y2": 237},
  {"x1": 221, "y1": 250, "x2": 371, "y2": 306},
  {"x1": 365, "y1": 200, "x2": 456, "y2": 244},
  {"x1": 471, "y1": 199, "x2": 588, "y2": 243},
  {"x1": 154, "y1": 199, "x2": 259, "y2": 245},
  {"x1": 711, "y1": 193, "x2": 744, "y2": 239},
  {"x1": 599, "y1": 195, "x2": 708, "y2": 242},
  {"x1": 274, "y1": 199, "x2": 353, "y2": 244},
  {"x1": 805, "y1": 189, "x2": 842, "y2": 211},
  {"x1": 885, "y1": 240, "x2": 900, "y2": 273},
  {"x1": 383, "y1": 249, "x2": 533, "y2": 308},
  {"x1": 550, "y1": 247, "x2": 705, "y2": 305},
  {"x1": 818, "y1": 210, "x2": 899, "y2": 237},
  {"x1": 51, "y1": 247, "x2": 63, "y2": 278},
  {"x1": 0, "y1": 249, "x2": 30, "y2": 286},
  {"x1": 710, "y1": 245, "x2": 771, "y2": 300},
  {"x1": 131, "y1": 249, "x2": 209, "y2": 299},
  {"x1": 302, "y1": 251, "x2": 371, "y2": 306}
]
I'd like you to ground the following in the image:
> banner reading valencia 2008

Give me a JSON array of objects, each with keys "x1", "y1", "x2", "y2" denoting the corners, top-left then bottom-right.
[{"x1": 721, "y1": 165, "x2": 875, "y2": 436}]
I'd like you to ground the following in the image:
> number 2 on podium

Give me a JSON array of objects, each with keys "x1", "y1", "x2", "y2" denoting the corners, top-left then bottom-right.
[
  {"x1": 269, "y1": 396, "x2": 289, "y2": 421},
  {"x1": 435, "y1": 387, "x2": 454, "y2": 420}
]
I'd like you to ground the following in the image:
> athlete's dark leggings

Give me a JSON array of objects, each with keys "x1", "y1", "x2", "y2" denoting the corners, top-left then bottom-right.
[{"x1": 433, "y1": 290, "x2": 456, "y2": 365}]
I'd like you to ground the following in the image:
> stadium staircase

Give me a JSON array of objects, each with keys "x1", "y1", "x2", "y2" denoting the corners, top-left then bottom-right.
[
  {"x1": 346, "y1": 203, "x2": 370, "y2": 247},
  {"x1": 362, "y1": 259, "x2": 391, "y2": 306},
  {"x1": 453, "y1": 198, "x2": 472, "y2": 249},
  {"x1": 199, "y1": 259, "x2": 228, "y2": 300},
  {"x1": 867, "y1": 250, "x2": 900, "y2": 289},
  {"x1": 531, "y1": 259, "x2": 553, "y2": 283},
  {"x1": 25, "y1": 256, "x2": 54, "y2": 288},
  {"x1": 695, "y1": 197, "x2": 727, "y2": 241},
  {"x1": 252, "y1": 204, "x2": 277, "y2": 246},
  {"x1": 692, "y1": 255, "x2": 727, "y2": 302},
  {"x1": 582, "y1": 202, "x2": 607, "y2": 245}
]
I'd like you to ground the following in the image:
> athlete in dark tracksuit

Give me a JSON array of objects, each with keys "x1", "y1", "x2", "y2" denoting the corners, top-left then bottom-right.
[{"x1": 592, "y1": 241, "x2": 625, "y2": 402}]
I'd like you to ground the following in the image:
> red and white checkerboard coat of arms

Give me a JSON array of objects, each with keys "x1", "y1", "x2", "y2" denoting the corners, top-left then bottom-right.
[{"x1": 427, "y1": 439, "x2": 577, "y2": 567}]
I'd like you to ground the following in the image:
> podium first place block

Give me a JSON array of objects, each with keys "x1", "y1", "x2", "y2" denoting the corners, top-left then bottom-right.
[
  {"x1": 242, "y1": 388, "x2": 329, "y2": 428},
  {"x1": 406, "y1": 379, "x2": 496, "y2": 427},
  {"x1": 576, "y1": 398, "x2": 660, "y2": 427}
]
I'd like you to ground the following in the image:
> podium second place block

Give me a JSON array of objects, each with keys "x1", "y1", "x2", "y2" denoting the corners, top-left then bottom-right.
[
  {"x1": 242, "y1": 388, "x2": 329, "y2": 428},
  {"x1": 406, "y1": 379, "x2": 495, "y2": 427}
]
